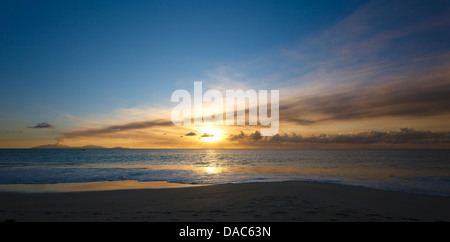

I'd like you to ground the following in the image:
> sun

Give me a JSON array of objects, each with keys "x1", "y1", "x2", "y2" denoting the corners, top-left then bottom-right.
[
  {"x1": 204, "y1": 166, "x2": 219, "y2": 173},
  {"x1": 199, "y1": 127, "x2": 222, "y2": 142}
]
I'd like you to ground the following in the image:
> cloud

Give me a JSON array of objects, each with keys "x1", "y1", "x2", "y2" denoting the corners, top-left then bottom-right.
[
  {"x1": 229, "y1": 128, "x2": 450, "y2": 145},
  {"x1": 275, "y1": 0, "x2": 450, "y2": 126},
  {"x1": 200, "y1": 133, "x2": 214, "y2": 138},
  {"x1": 250, "y1": 131, "x2": 262, "y2": 141},
  {"x1": 283, "y1": 0, "x2": 450, "y2": 68},
  {"x1": 229, "y1": 131, "x2": 245, "y2": 141},
  {"x1": 280, "y1": 62, "x2": 450, "y2": 125},
  {"x1": 58, "y1": 119, "x2": 173, "y2": 141},
  {"x1": 184, "y1": 132, "x2": 197, "y2": 136},
  {"x1": 28, "y1": 122, "x2": 54, "y2": 129}
]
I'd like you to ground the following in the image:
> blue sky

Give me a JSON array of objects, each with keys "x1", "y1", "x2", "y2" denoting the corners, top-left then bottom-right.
[
  {"x1": 0, "y1": 0, "x2": 366, "y2": 114},
  {"x1": 1, "y1": 0, "x2": 450, "y2": 148}
]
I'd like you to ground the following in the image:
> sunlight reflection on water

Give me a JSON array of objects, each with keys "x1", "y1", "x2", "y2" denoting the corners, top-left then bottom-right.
[{"x1": 0, "y1": 149, "x2": 449, "y2": 196}]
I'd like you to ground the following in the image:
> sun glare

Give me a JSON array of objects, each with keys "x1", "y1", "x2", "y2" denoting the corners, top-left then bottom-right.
[
  {"x1": 199, "y1": 127, "x2": 221, "y2": 142},
  {"x1": 204, "y1": 166, "x2": 219, "y2": 173}
]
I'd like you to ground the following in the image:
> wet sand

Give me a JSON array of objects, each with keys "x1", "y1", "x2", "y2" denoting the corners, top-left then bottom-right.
[{"x1": 1, "y1": 181, "x2": 449, "y2": 222}]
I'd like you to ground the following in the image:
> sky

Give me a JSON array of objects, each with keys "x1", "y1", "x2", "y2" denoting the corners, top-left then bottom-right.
[{"x1": 1, "y1": 0, "x2": 450, "y2": 148}]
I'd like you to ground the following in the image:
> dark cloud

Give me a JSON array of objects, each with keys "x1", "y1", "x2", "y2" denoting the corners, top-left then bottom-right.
[
  {"x1": 250, "y1": 131, "x2": 262, "y2": 141},
  {"x1": 200, "y1": 133, "x2": 214, "y2": 138},
  {"x1": 28, "y1": 122, "x2": 54, "y2": 129},
  {"x1": 59, "y1": 119, "x2": 172, "y2": 141},
  {"x1": 229, "y1": 131, "x2": 245, "y2": 141},
  {"x1": 185, "y1": 132, "x2": 197, "y2": 136},
  {"x1": 229, "y1": 128, "x2": 450, "y2": 145}
]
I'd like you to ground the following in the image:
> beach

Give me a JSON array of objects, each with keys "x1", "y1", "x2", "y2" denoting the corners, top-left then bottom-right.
[{"x1": 1, "y1": 181, "x2": 449, "y2": 222}]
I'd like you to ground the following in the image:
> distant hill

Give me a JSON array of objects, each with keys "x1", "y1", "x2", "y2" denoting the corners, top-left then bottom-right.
[
  {"x1": 31, "y1": 144, "x2": 72, "y2": 149},
  {"x1": 78, "y1": 145, "x2": 106, "y2": 149},
  {"x1": 31, "y1": 144, "x2": 128, "y2": 149}
]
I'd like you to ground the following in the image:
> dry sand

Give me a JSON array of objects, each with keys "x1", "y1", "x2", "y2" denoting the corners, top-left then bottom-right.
[{"x1": 1, "y1": 181, "x2": 449, "y2": 222}]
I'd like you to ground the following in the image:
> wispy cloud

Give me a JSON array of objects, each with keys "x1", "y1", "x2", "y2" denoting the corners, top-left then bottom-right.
[
  {"x1": 280, "y1": 64, "x2": 450, "y2": 125},
  {"x1": 58, "y1": 119, "x2": 173, "y2": 141},
  {"x1": 204, "y1": 66, "x2": 250, "y2": 91},
  {"x1": 282, "y1": 0, "x2": 450, "y2": 70},
  {"x1": 275, "y1": 0, "x2": 450, "y2": 126}
]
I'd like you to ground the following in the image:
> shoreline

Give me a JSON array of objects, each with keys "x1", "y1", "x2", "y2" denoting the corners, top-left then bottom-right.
[
  {"x1": 0, "y1": 180, "x2": 209, "y2": 193},
  {"x1": 0, "y1": 179, "x2": 447, "y2": 197},
  {"x1": 1, "y1": 181, "x2": 449, "y2": 222}
]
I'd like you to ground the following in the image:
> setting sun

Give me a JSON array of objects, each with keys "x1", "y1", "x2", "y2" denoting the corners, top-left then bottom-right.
[{"x1": 199, "y1": 127, "x2": 222, "y2": 142}]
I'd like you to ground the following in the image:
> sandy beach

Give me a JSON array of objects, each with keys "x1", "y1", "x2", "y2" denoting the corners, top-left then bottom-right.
[{"x1": 0, "y1": 181, "x2": 449, "y2": 222}]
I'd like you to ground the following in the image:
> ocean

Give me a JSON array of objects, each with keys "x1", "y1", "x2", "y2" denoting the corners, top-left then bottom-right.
[{"x1": 0, "y1": 149, "x2": 449, "y2": 196}]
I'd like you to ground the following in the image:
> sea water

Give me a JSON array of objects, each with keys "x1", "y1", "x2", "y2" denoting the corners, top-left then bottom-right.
[{"x1": 0, "y1": 149, "x2": 449, "y2": 196}]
